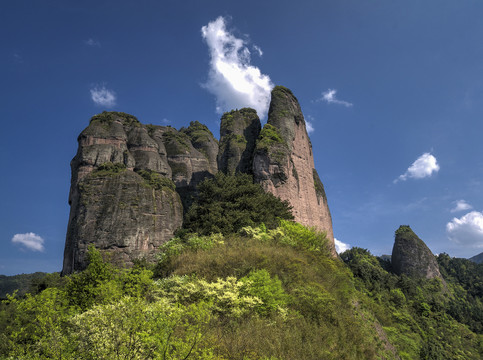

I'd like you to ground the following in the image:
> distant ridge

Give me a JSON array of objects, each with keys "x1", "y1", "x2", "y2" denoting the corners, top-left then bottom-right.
[{"x1": 469, "y1": 251, "x2": 483, "y2": 264}]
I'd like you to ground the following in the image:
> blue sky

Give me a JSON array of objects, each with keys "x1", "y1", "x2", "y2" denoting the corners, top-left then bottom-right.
[{"x1": 2, "y1": 0, "x2": 483, "y2": 275}]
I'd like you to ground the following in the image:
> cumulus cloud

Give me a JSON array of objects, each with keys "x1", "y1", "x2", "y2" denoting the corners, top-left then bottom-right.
[
  {"x1": 334, "y1": 238, "x2": 351, "y2": 254},
  {"x1": 90, "y1": 85, "x2": 116, "y2": 107},
  {"x1": 201, "y1": 16, "x2": 273, "y2": 118},
  {"x1": 395, "y1": 153, "x2": 440, "y2": 183},
  {"x1": 84, "y1": 38, "x2": 101, "y2": 47},
  {"x1": 446, "y1": 211, "x2": 483, "y2": 250},
  {"x1": 451, "y1": 200, "x2": 473, "y2": 213},
  {"x1": 319, "y1": 89, "x2": 353, "y2": 107},
  {"x1": 11, "y1": 233, "x2": 45, "y2": 252}
]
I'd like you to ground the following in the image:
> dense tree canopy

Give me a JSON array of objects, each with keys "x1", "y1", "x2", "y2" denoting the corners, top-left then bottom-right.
[{"x1": 182, "y1": 172, "x2": 294, "y2": 236}]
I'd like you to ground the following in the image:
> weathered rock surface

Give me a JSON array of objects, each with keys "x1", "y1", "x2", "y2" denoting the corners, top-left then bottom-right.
[
  {"x1": 63, "y1": 113, "x2": 185, "y2": 274},
  {"x1": 63, "y1": 168, "x2": 182, "y2": 274},
  {"x1": 253, "y1": 86, "x2": 336, "y2": 255},
  {"x1": 391, "y1": 225, "x2": 442, "y2": 279},
  {"x1": 181, "y1": 121, "x2": 219, "y2": 174},
  {"x1": 218, "y1": 108, "x2": 261, "y2": 175}
]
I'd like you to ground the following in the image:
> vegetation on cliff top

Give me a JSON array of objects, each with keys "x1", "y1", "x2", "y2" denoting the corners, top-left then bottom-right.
[{"x1": 90, "y1": 111, "x2": 140, "y2": 127}]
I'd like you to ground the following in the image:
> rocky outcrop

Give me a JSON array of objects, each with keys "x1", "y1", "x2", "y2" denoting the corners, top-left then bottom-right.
[
  {"x1": 181, "y1": 121, "x2": 219, "y2": 174},
  {"x1": 391, "y1": 225, "x2": 442, "y2": 279},
  {"x1": 63, "y1": 86, "x2": 336, "y2": 273},
  {"x1": 161, "y1": 126, "x2": 216, "y2": 210},
  {"x1": 63, "y1": 113, "x2": 185, "y2": 274},
  {"x1": 253, "y1": 86, "x2": 335, "y2": 255},
  {"x1": 63, "y1": 167, "x2": 182, "y2": 274},
  {"x1": 218, "y1": 108, "x2": 261, "y2": 175}
]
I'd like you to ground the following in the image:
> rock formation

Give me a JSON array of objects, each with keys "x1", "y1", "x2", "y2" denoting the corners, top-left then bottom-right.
[
  {"x1": 62, "y1": 86, "x2": 336, "y2": 274},
  {"x1": 391, "y1": 225, "x2": 442, "y2": 279},
  {"x1": 253, "y1": 86, "x2": 335, "y2": 255},
  {"x1": 217, "y1": 108, "x2": 261, "y2": 175},
  {"x1": 62, "y1": 112, "x2": 216, "y2": 274}
]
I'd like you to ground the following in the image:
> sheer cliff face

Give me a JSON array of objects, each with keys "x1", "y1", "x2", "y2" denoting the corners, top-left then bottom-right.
[
  {"x1": 62, "y1": 113, "x2": 218, "y2": 275},
  {"x1": 391, "y1": 226, "x2": 442, "y2": 279},
  {"x1": 253, "y1": 87, "x2": 336, "y2": 255}
]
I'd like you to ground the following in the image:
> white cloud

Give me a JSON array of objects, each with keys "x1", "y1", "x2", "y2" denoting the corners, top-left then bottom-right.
[
  {"x1": 451, "y1": 200, "x2": 473, "y2": 213},
  {"x1": 395, "y1": 153, "x2": 440, "y2": 183},
  {"x1": 201, "y1": 16, "x2": 273, "y2": 118},
  {"x1": 11, "y1": 233, "x2": 45, "y2": 252},
  {"x1": 85, "y1": 38, "x2": 101, "y2": 47},
  {"x1": 305, "y1": 115, "x2": 315, "y2": 134},
  {"x1": 319, "y1": 89, "x2": 353, "y2": 107},
  {"x1": 306, "y1": 120, "x2": 314, "y2": 134},
  {"x1": 253, "y1": 45, "x2": 263, "y2": 57},
  {"x1": 90, "y1": 85, "x2": 116, "y2": 107},
  {"x1": 334, "y1": 238, "x2": 351, "y2": 254},
  {"x1": 446, "y1": 211, "x2": 483, "y2": 250}
]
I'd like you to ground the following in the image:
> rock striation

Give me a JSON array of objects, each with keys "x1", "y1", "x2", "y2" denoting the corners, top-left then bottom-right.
[
  {"x1": 391, "y1": 225, "x2": 442, "y2": 279},
  {"x1": 62, "y1": 86, "x2": 336, "y2": 274},
  {"x1": 253, "y1": 86, "x2": 335, "y2": 255}
]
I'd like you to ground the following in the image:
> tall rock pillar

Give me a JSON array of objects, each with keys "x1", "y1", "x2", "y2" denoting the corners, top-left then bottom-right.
[{"x1": 253, "y1": 86, "x2": 335, "y2": 255}]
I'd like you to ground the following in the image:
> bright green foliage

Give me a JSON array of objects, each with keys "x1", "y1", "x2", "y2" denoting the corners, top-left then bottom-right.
[
  {"x1": 183, "y1": 173, "x2": 294, "y2": 235},
  {"x1": 157, "y1": 275, "x2": 263, "y2": 318},
  {"x1": 240, "y1": 269, "x2": 288, "y2": 317},
  {"x1": 256, "y1": 124, "x2": 285, "y2": 152},
  {"x1": 3, "y1": 288, "x2": 74, "y2": 359},
  {"x1": 64, "y1": 245, "x2": 118, "y2": 310},
  {"x1": 241, "y1": 220, "x2": 330, "y2": 254},
  {"x1": 136, "y1": 169, "x2": 176, "y2": 190},
  {"x1": 71, "y1": 297, "x2": 214, "y2": 360}
]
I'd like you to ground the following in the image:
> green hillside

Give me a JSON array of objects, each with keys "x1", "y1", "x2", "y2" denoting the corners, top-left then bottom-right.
[{"x1": 1, "y1": 174, "x2": 482, "y2": 359}]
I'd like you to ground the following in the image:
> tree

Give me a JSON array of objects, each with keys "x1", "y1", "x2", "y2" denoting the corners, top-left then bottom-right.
[{"x1": 183, "y1": 173, "x2": 293, "y2": 236}]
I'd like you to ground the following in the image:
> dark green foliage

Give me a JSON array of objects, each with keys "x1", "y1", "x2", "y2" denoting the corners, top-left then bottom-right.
[
  {"x1": 90, "y1": 111, "x2": 140, "y2": 127},
  {"x1": 135, "y1": 169, "x2": 176, "y2": 191},
  {"x1": 312, "y1": 168, "x2": 327, "y2": 201},
  {"x1": 92, "y1": 162, "x2": 126, "y2": 176},
  {"x1": 183, "y1": 172, "x2": 294, "y2": 235},
  {"x1": 0, "y1": 272, "x2": 48, "y2": 299}
]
